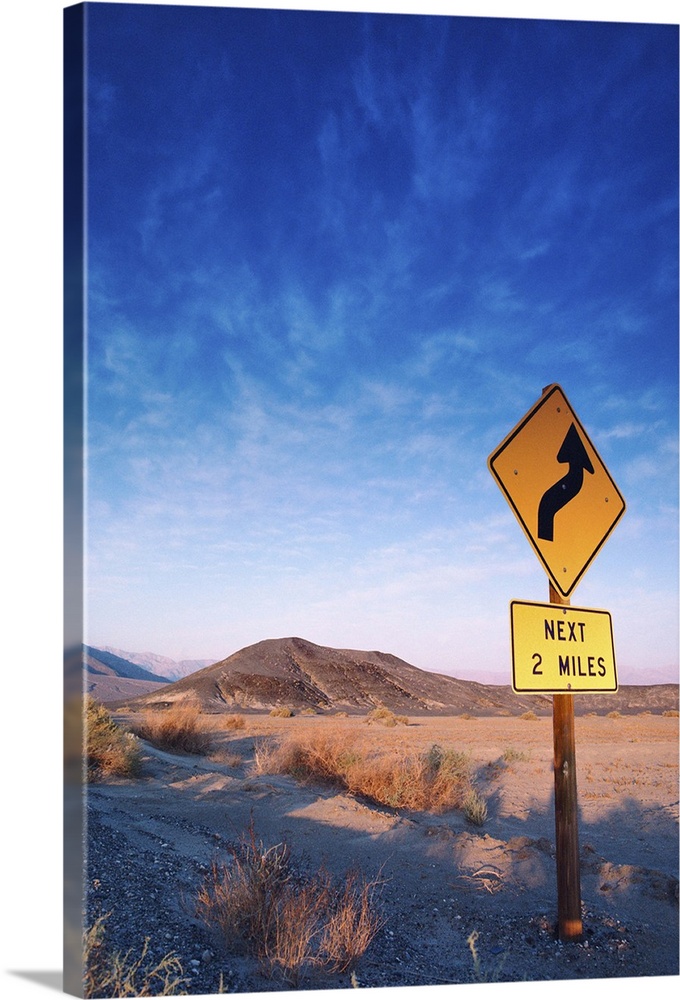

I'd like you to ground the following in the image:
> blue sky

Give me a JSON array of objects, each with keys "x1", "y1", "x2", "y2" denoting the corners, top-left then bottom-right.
[{"x1": 82, "y1": 2, "x2": 678, "y2": 682}]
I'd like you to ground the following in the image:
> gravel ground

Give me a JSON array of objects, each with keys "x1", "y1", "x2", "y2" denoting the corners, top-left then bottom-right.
[
  {"x1": 88, "y1": 800, "x2": 658, "y2": 996},
  {"x1": 82, "y1": 726, "x2": 679, "y2": 996}
]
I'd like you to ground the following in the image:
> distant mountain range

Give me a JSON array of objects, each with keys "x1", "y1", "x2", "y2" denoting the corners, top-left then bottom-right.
[
  {"x1": 101, "y1": 647, "x2": 214, "y2": 681},
  {"x1": 97, "y1": 636, "x2": 678, "y2": 717},
  {"x1": 82, "y1": 646, "x2": 170, "y2": 704},
  {"x1": 83, "y1": 646, "x2": 215, "y2": 704}
]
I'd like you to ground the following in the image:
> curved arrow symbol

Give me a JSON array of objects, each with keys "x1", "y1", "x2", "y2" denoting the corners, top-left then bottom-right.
[{"x1": 538, "y1": 423, "x2": 594, "y2": 542}]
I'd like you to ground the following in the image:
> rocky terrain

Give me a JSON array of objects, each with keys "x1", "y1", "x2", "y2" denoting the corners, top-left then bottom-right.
[
  {"x1": 81, "y1": 711, "x2": 679, "y2": 994},
  {"x1": 116, "y1": 636, "x2": 679, "y2": 717}
]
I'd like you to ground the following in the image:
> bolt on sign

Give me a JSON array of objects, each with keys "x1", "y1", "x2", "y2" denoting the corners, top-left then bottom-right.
[
  {"x1": 510, "y1": 600, "x2": 618, "y2": 694},
  {"x1": 487, "y1": 384, "x2": 626, "y2": 597}
]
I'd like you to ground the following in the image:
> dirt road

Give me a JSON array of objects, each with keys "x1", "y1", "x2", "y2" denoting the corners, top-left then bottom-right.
[{"x1": 84, "y1": 712, "x2": 679, "y2": 994}]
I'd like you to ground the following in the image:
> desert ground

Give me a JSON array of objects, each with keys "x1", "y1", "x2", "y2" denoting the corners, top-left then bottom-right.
[{"x1": 85, "y1": 710, "x2": 679, "y2": 994}]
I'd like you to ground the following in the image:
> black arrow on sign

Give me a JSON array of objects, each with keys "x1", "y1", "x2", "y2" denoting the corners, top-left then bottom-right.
[{"x1": 537, "y1": 423, "x2": 594, "y2": 542}]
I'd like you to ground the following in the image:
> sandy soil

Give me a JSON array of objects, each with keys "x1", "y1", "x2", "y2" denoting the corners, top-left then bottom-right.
[{"x1": 85, "y1": 712, "x2": 679, "y2": 994}]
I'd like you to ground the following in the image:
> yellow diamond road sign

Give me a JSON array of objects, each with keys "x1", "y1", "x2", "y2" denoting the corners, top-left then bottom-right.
[
  {"x1": 510, "y1": 600, "x2": 618, "y2": 693},
  {"x1": 488, "y1": 384, "x2": 625, "y2": 596}
]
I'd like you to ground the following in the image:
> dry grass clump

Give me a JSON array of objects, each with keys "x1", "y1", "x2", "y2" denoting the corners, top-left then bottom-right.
[
  {"x1": 83, "y1": 913, "x2": 188, "y2": 997},
  {"x1": 317, "y1": 868, "x2": 384, "y2": 973},
  {"x1": 196, "y1": 824, "x2": 383, "y2": 985},
  {"x1": 364, "y1": 706, "x2": 409, "y2": 726},
  {"x1": 253, "y1": 732, "x2": 479, "y2": 816},
  {"x1": 347, "y1": 746, "x2": 472, "y2": 812},
  {"x1": 662, "y1": 709, "x2": 679, "y2": 717},
  {"x1": 520, "y1": 710, "x2": 538, "y2": 721},
  {"x1": 224, "y1": 713, "x2": 246, "y2": 730},
  {"x1": 254, "y1": 732, "x2": 355, "y2": 784},
  {"x1": 463, "y1": 789, "x2": 488, "y2": 826},
  {"x1": 86, "y1": 698, "x2": 142, "y2": 781},
  {"x1": 131, "y1": 702, "x2": 214, "y2": 755},
  {"x1": 270, "y1": 706, "x2": 294, "y2": 717},
  {"x1": 606, "y1": 710, "x2": 622, "y2": 719}
]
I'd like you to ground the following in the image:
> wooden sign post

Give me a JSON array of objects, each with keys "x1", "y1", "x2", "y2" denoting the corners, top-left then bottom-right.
[
  {"x1": 549, "y1": 582, "x2": 582, "y2": 942},
  {"x1": 488, "y1": 385, "x2": 625, "y2": 943}
]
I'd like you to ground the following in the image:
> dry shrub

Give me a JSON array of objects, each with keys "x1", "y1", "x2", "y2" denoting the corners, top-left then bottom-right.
[
  {"x1": 364, "y1": 706, "x2": 408, "y2": 727},
  {"x1": 196, "y1": 824, "x2": 383, "y2": 986},
  {"x1": 606, "y1": 710, "x2": 622, "y2": 719},
  {"x1": 662, "y1": 709, "x2": 679, "y2": 717},
  {"x1": 270, "y1": 706, "x2": 294, "y2": 717},
  {"x1": 463, "y1": 788, "x2": 488, "y2": 826},
  {"x1": 520, "y1": 710, "x2": 538, "y2": 721},
  {"x1": 263, "y1": 879, "x2": 329, "y2": 982},
  {"x1": 347, "y1": 742, "x2": 472, "y2": 812},
  {"x1": 224, "y1": 714, "x2": 246, "y2": 730},
  {"x1": 131, "y1": 702, "x2": 214, "y2": 755},
  {"x1": 196, "y1": 828, "x2": 292, "y2": 953},
  {"x1": 83, "y1": 913, "x2": 187, "y2": 997},
  {"x1": 252, "y1": 738, "x2": 280, "y2": 774},
  {"x1": 319, "y1": 868, "x2": 385, "y2": 972},
  {"x1": 86, "y1": 698, "x2": 141, "y2": 781},
  {"x1": 345, "y1": 752, "x2": 460, "y2": 811},
  {"x1": 253, "y1": 731, "x2": 477, "y2": 815},
  {"x1": 254, "y1": 732, "x2": 356, "y2": 783}
]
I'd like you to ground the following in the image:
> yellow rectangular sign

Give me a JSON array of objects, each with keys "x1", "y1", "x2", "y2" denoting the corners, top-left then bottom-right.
[{"x1": 510, "y1": 600, "x2": 618, "y2": 694}]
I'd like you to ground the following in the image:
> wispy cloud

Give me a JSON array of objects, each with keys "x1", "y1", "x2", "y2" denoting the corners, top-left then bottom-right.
[{"x1": 82, "y1": 7, "x2": 678, "y2": 679}]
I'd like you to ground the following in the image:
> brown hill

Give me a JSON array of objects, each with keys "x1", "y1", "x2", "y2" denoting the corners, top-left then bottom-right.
[{"x1": 120, "y1": 636, "x2": 679, "y2": 717}]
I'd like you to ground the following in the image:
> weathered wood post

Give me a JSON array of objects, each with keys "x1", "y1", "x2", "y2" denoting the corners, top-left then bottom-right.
[
  {"x1": 488, "y1": 382, "x2": 625, "y2": 945},
  {"x1": 550, "y1": 580, "x2": 583, "y2": 942}
]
